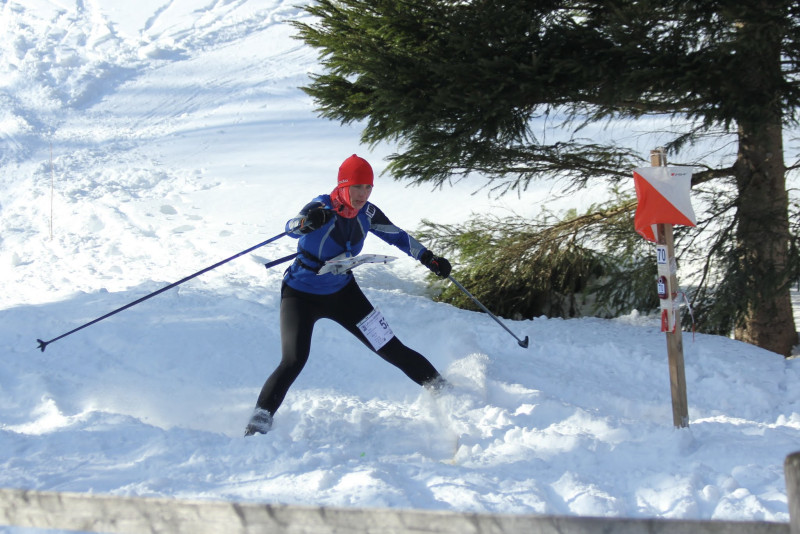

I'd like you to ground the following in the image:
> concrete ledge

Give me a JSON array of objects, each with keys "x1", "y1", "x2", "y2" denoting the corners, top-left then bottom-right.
[{"x1": 0, "y1": 488, "x2": 789, "y2": 534}]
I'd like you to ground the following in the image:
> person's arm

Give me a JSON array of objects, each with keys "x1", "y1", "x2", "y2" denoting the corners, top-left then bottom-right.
[
  {"x1": 368, "y1": 204, "x2": 451, "y2": 277},
  {"x1": 367, "y1": 204, "x2": 425, "y2": 257}
]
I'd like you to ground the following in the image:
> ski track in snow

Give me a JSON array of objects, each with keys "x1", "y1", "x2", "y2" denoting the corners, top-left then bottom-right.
[{"x1": 1, "y1": 0, "x2": 800, "y2": 527}]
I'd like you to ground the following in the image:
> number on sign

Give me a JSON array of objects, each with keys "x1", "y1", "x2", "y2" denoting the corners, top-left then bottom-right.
[{"x1": 656, "y1": 245, "x2": 668, "y2": 265}]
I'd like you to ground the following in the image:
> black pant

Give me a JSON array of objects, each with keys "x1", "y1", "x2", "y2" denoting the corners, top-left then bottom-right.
[{"x1": 255, "y1": 278, "x2": 441, "y2": 415}]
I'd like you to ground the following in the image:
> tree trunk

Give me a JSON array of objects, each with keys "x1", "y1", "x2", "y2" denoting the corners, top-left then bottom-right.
[
  {"x1": 730, "y1": 12, "x2": 798, "y2": 357},
  {"x1": 733, "y1": 117, "x2": 797, "y2": 356}
]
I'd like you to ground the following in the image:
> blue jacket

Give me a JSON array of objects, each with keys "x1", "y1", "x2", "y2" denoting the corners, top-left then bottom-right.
[{"x1": 283, "y1": 194, "x2": 427, "y2": 295}]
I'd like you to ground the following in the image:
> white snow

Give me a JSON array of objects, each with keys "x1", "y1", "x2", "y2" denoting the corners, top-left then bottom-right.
[{"x1": 2, "y1": 0, "x2": 800, "y2": 530}]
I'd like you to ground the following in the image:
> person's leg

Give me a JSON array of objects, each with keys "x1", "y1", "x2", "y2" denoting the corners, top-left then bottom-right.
[
  {"x1": 331, "y1": 279, "x2": 443, "y2": 386},
  {"x1": 257, "y1": 287, "x2": 318, "y2": 413},
  {"x1": 246, "y1": 286, "x2": 319, "y2": 435}
]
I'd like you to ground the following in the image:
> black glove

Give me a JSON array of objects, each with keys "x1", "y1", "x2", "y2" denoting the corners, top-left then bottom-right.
[
  {"x1": 420, "y1": 250, "x2": 452, "y2": 278},
  {"x1": 300, "y1": 208, "x2": 332, "y2": 233}
]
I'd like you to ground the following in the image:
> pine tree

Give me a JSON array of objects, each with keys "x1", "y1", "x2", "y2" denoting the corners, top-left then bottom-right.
[{"x1": 293, "y1": 0, "x2": 800, "y2": 356}]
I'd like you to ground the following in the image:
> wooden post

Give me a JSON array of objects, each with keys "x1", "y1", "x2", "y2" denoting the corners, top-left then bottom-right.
[
  {"x1": 651, "y1": 148, "x2": 689, "y2": 428},
  {"x1": 787, "y1": 452, "x2": 800, "y2": 534}
]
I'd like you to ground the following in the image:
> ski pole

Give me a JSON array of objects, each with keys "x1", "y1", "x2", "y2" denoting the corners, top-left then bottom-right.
[
  {"x1": 447, "y1": 275, "x2": 529, "y2": 349},
  {"x1": 37, "y1": 229, "x2": 292, "y2": 352}
]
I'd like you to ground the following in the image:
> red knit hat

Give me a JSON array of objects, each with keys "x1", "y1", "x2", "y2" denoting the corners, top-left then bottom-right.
[{"x1": 337, "y1": 154, "x2": 374, "y2": 188}]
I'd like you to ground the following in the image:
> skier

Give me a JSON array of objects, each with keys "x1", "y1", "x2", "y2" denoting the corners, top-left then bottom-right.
[{"x1": 245, "y1": 154, "x2": 452, "y2": 436}]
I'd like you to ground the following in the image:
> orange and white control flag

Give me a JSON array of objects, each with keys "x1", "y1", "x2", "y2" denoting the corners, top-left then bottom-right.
[{"x1": 633, "y1": 166, "x2": 696, "y2": 241}]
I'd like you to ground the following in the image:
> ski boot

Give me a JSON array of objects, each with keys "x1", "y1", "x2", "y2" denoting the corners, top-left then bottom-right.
[{"x1": 244, "y1": 408, "x2": 273, "y2": 437}]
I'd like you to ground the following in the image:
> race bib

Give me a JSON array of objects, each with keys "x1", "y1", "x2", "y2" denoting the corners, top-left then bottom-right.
[{"x1": 357, "y1": 308, "x2": 394, "y2": 351}]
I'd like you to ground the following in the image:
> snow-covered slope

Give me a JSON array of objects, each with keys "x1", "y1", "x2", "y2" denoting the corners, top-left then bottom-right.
[{"x1": 2, "y1": 0, "x2": 799, "y2": 525}]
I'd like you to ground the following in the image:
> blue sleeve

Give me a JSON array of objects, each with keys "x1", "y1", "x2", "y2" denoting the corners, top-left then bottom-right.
[{"x1": 367, "y1": 203, "x2": 427, "y2": 260}]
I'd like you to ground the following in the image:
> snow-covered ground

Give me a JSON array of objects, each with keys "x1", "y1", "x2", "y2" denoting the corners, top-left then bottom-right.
[{"x1": 2, "y1": 0, "x2": 800, "y2": 530}]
